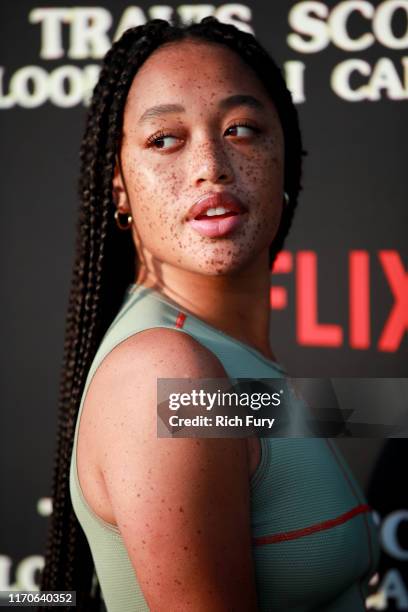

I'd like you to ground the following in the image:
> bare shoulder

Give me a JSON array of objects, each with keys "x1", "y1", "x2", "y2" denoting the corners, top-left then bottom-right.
[
  {"x1": 102, "y1": 326, "x2": 228, "y2": 379},
  {"x1": 82, "y1": 327, "x2": 228, "y2": 421},
  {"x1": 79, "y1": 326, "x2": 230, "y2": 476},
  {"x1": 80, "y1": 326, "x2": 230, "y2": 472},
  {"x1": 82, "y1": 328, "x2": 258, "y2": 610}
]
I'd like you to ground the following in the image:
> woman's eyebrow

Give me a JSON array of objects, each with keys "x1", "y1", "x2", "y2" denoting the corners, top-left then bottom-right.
[{"x1": 138, "y1": 94, "x2": 265, "y2": 125}]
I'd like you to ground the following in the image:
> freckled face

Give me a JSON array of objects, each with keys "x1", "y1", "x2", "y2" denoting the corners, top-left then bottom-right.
[{"x1": 118, "y1": 39, "x2": 285, "y2": 275}]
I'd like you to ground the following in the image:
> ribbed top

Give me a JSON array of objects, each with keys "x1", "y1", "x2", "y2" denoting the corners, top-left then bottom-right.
[{"x1": 69, "y1": 284, "x2": 380, "y2": 611}]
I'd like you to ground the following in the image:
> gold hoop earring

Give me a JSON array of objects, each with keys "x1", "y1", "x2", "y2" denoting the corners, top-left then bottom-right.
[
  {"x1": 114, "y1": 209, "x2": 133, "y2": 230},
  {"x1": 284, "y1": 192, "x2": 289, "y2": 206}
]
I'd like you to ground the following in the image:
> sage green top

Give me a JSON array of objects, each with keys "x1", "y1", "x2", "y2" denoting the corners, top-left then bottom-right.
[{"x1": 69, "y1": 283, "x2": 380, "y2": 611}]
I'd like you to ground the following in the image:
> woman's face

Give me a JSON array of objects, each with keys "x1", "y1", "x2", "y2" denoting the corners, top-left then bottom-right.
[{"x1": 114, "y1": 38, "x2": 285, "y2": 276}]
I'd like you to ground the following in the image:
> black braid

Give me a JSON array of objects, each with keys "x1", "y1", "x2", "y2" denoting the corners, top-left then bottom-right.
[{"x1": 39, "y1": 16, "x2": 305, "y2": 611}]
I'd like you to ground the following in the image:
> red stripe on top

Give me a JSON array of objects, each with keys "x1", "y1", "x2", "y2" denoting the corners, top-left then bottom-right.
[
  {"x1": 253, "y1": 504, "x2": 371, "y2": 546},
  {"x1": 175, "y1": 312, "x2": 187, "y2": 329}
]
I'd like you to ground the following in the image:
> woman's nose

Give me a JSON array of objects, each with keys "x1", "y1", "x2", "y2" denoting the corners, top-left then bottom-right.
[{"x1": 192, "y1": 137, "x2": 234, "y2": 186}]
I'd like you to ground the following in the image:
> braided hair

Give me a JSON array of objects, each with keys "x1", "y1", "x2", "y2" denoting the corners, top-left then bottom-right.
[{"x1": 39, "y1": 16, "x2": 305, "y2": 611}]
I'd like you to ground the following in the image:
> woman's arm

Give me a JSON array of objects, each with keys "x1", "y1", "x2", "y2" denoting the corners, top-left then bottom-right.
[{"x1": 95, "y1": 327, "x2": 259, "y2": 611}]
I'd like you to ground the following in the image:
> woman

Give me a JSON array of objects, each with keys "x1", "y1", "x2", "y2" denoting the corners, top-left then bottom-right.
[{"x1": 40, "y1": 16, "x2": 380, "y2": 611}]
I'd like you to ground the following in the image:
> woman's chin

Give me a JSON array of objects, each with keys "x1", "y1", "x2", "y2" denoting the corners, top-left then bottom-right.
[{"x1": 180, "y1": 251, "x2": 258, "y2": 277}]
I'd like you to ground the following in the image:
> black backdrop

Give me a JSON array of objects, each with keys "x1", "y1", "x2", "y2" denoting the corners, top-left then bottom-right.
[{"x1": 0, "y1": 1, "x2": 407, "y2": 609}]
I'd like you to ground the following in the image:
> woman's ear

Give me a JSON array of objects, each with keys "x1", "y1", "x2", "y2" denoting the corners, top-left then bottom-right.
[{"x1": 112, "y1": 157, "x2": 129, "y2": 211}]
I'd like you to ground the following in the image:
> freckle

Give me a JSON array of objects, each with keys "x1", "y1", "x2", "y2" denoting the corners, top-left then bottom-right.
[
  {"x1": 142, "y1": 540, "x2": 146, "y2": 544},
  {"x1": 183, "y1": 546, "x2": 188, "y2": 550},
  {"x1": 179, "y1": 506, "x2": 184, "y2": 512},
  {"x1": 197, "y1": 529, "x2": 202, "y2": 534}
]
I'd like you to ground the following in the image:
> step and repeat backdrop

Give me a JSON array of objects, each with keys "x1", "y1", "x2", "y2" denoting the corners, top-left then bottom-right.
[{"x1": 0, "y1": 1, "x2": 407, "y2": 609}]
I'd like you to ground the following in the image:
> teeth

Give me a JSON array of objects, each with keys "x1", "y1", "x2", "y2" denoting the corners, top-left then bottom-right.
[{"x1": 204, "y1": 206, "x2": 228, "y2": 217}]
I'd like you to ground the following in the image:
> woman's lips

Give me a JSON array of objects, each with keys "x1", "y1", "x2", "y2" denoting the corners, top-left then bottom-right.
[
  {"x1": 186, "y1": 191, "x2": 248, "y2": 238},
  {"x1": 187, "y1": 211, "x2": 247, "y2": 238},
  {"x1": 188, "y1": 213, "x2": 245, "y2": 238}
]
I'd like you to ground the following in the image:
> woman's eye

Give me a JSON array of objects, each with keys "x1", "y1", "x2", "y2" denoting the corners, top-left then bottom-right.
[
  {"x1": 147, "y1": 133, "x2": 179, "y2": 150},
  {"x1": 225, "y1": 123, "x2": 260, "y2": 138}
]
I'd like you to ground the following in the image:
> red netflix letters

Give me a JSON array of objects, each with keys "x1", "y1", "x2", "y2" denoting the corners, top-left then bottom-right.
[{"x1": 270, "y1": 250, "x2": 407, "y2": 352}]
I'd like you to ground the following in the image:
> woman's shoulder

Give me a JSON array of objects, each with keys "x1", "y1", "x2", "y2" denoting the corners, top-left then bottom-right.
[
  {"x1": 98, "y1": 326, "x2": 228, "y2": 381},
  {"x1": 81, "y1": 326, "x2": 230, "y2": 457}
]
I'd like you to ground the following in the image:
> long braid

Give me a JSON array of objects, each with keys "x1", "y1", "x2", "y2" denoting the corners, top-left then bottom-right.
[{"x1": 39, "y1": 17, "x2": 305, "y2": 611}]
